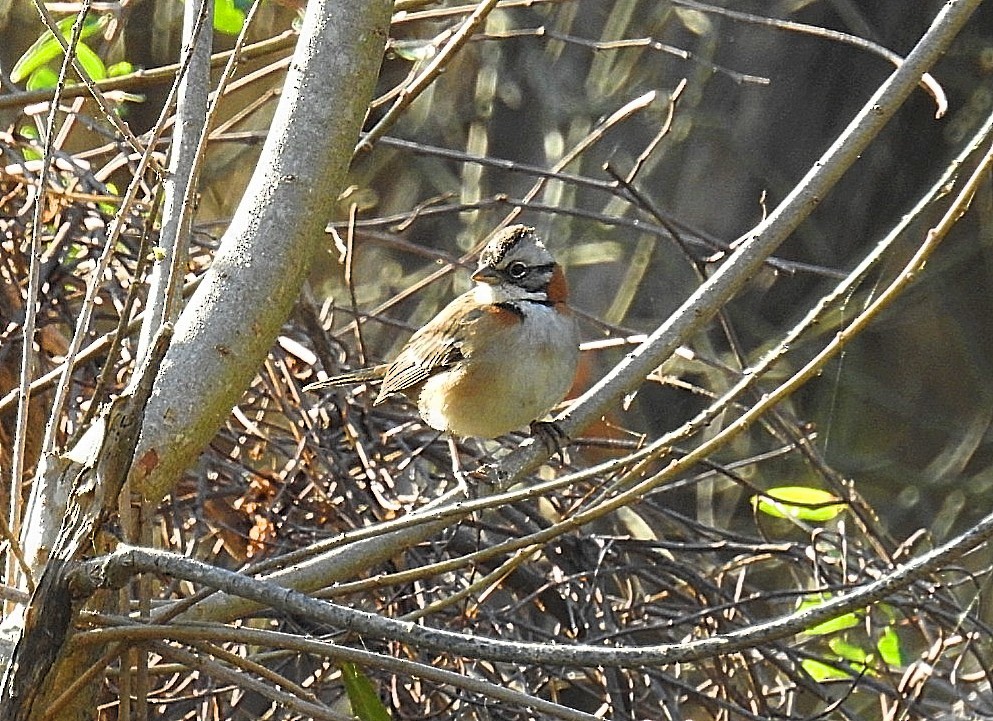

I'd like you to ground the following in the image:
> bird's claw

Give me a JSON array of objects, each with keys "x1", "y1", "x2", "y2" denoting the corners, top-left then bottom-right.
[{"x1": 529, "y1": 420, "x2": 570, "y2": 463}]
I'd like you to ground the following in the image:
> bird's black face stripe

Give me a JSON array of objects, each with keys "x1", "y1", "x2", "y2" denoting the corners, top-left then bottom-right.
[
  {"x1": 499, "y1": 262, "x2": 554, "y2": 280},
  {"x1": 528, "y1": 263, "x2": 555, "y2": 274},
  {"x1": 495, "y1": 301, "x2": 526, "y2": 319}
]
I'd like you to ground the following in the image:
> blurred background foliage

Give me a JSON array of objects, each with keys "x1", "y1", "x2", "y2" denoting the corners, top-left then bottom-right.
[{"x1": 3, "y1": 0, "x2": 993, "y2": 718}]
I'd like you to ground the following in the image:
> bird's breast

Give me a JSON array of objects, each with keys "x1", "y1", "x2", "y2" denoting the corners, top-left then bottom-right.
[{"x1": 417, "y1": 303, "x2": 579, "y2": 438}]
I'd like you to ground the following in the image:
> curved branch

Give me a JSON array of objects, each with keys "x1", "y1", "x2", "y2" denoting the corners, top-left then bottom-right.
[{"x1": 72, "y1": 508, "x2": 993, "y2": 668}]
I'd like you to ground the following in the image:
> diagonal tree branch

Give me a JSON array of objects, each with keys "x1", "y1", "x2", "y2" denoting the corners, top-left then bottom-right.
[{"x1": 496, "y1": 0, "x2": 984, "y2": 484}]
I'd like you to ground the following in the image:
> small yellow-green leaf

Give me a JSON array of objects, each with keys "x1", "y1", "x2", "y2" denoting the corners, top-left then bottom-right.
[
  {"x1": 797, "y1": 595, "x2": 860, "y2": 635},
  {"x1": 213, "y1": 0, "x2": 246, "y2": 35},
  {"x1": 11, "y1": 13, "x2": 110, "y2": 83},
  {"x1": 806, "y1": 612, "x2": 860, "y2": 636},
  {"x1": 752, "y1": 486, "x2": 846, "y2": 522},
  {"x1": 876, "y1": 626, "x2": 903, "y2": 666},
  {"x1": 107, "y1": 61, "x2": 135, "y2": 78},
  {"x1": 98, "y1": 183, "x2": 119, "y2": 215},
  {"x1": 16, "y1": 126, "x2": 42, "y2": 160},
  {"x1": 802, "y1": 658, "x2": 851, "y2": 682},
  {"x1": 26, "y1": 43, "x2": 106, "y2": 88},
  {"x1": 340, "y1": 662, "x2": 391, "y2": 721},
  {"x1": 67, "y1": 243, "x2": 90, "y2": 261},
  {"x1": 828, "y1": 637, "x2": 870, "y2": 666}
]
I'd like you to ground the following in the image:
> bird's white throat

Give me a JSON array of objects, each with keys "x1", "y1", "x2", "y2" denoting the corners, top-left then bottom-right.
[{"x1": 473, "y1": 280, "x2": 547, "y2": 305}]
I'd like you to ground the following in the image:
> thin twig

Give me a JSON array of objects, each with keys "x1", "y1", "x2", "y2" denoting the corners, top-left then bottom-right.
[
  {"x1": 78, "y1": 621, "x2": 603, "y2": 721},
  {"x1": 343, "y1": 206, "x2": 368, "y2": 365},
  {"x1": 672, "y1": 0, "x2": 947, "y2": 117},
  {"x1": 8, "y1": 0, "x2": 93, "y2": 597},
  {"x1": 357, "y1": 0, "x2": 500, "y2": 153},
  {"x1": 148, "y1": 641, "x2": 351, "y2": 721},
  {"x1": 489, "y1": 26, "x2": 770, "y2": 86},
  {"x1": 136, "y1": 0, "x2": 213, "y2": 363}
]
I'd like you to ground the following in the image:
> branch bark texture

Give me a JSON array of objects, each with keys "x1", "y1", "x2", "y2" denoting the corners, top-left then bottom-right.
[{"x1": 129, "y1": 0, "x2": 392, "y2": 503}]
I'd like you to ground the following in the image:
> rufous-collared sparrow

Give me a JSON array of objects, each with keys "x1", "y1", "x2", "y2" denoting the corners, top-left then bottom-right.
[{"x1": 305, "y1": 225, "x2": 580, "y2": 441}]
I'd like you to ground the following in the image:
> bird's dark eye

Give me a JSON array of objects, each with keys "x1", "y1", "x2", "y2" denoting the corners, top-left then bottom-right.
[{"x1": 507, "y1": 261, "x2": 528, "y2": 279}]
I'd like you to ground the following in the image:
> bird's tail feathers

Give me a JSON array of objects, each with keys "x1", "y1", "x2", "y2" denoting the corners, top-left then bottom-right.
[{"x1": 303, "y1": 364, "x2": 389, "y2": 392}]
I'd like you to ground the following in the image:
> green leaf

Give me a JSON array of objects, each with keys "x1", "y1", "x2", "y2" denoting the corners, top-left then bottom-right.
[
  {"x1": 11, "y1": 13, "x2": 110, "y2": 83},
  {"x1": 97, "y1": 181, "x2": 119, "y2": 216},
  {"x1": 107, "y1": 61, "x2": 135, "y2": 78},
  {"x1": 797, "y1": 595, "x2": 860, "y2": 635},
  {"x1": 340, "y1": 662, "x2": 391, "y2": 721},
  {"x1": 802, "y1": 658, "x2": 851, "y2": 682},
  {"x1": 806, "y1": 611, "x2": 860, "y2": 636},
  {"x1": 74, "y1": 42, "x2": 107, "y2": 81},
  {"x1": 752, "y1": 486, "x2": 846, "y2": 522},
  {"x1": 213, "y1": 0, "x2": 246, "y2": 35},
  {"x1": 876, "y1": 626, "x2": 903, "y2": 666},
  {"x1": 26, "y1": 66, "x2": 60, "y2": 91},
  {"x1": 66, "y1": 243, "x2": 89, "y2": 261},
  {"x1": 25, "y1": 43, "x2": 105, "y2": 89},
  {"x1": 828, "y1": 636, "x2": 870, "y2": 666},
  {"x1": 17, "y1": 126, "x2": 42, "y2": 160}
]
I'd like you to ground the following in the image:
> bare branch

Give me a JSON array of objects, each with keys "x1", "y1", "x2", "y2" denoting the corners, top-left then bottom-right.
[{"x1": 70, "y1": 512, "x2": 993, "y2": 668}]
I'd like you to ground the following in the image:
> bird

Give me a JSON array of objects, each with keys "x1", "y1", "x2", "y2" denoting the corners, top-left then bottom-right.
[{"x1": 305, "y1": 224, "x2": 580, "y2": 445}]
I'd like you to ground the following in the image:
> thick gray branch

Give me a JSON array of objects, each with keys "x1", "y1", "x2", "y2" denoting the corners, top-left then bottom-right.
[{"x1": 129, "y1": 0, "x2": 392, "y2": 503}]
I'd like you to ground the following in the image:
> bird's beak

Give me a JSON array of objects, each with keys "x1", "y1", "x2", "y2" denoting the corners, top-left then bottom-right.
[{"x1": 471, "y1": 267, "x2": 502, "y2": 285}]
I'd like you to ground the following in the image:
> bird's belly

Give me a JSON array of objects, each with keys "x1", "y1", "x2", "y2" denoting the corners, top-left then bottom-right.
[{"x1": 417, "y1": 307, "x2": 578, "y2": 438}]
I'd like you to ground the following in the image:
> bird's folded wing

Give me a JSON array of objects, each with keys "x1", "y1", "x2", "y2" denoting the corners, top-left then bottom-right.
[
  {"x1": 376, "y1": 305, "x2": 484, "y2": 399},
  {"x1": 377, "y1": 338, "x2": 464, "y2": 398}
]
